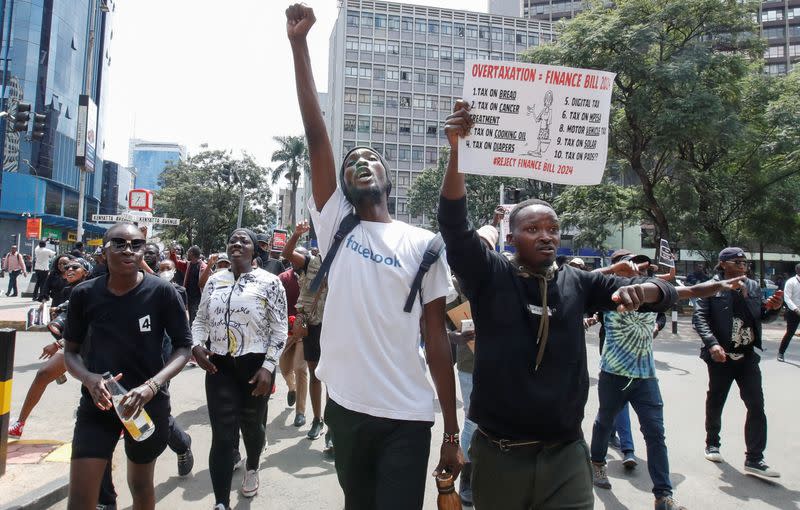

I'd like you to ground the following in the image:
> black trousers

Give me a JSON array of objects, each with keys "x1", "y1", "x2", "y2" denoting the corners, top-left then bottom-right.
[
  {"x1": 705, "y1": 354, "x2": 767, "y2": 462},
  {"x1": 33, "y1": 269, "x2": 48, "y2": 298},
  {"x1": 6, "y1": 269, "x2": 21, "y2": 296},
  {"x1": 325, "y1": 398, "x2": 432, "y2": 510},
  {"x1": 206, "y1": 353, "x2": 271, "y2": 507},
  {"x1": 779, "y1": 310, "x2": 800, "y2": 355}
]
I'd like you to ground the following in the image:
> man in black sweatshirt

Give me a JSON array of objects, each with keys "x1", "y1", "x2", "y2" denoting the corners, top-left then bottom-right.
[{"x1": 438, "y1": 100, "x2": 679, "y2": 510}]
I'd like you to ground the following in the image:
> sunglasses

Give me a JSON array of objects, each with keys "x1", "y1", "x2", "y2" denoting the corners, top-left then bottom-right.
[
  {"x1": 64, "y1": 264, "x2": 84, "y2": 271},
  {"x1": 105, "y1": 238, "x2": 147, "y2": 253},
  {"x1": 726, "y1": 259, "x2": 748, "y2": 266}
]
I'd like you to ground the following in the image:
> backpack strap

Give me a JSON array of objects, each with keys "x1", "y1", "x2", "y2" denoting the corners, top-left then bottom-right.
[
  {"x1": 404, "y1": 233, "x2": 445, "y2": 313},
  {"x1": 309, "y1": 213, "x2": 360, "y2": 293}
]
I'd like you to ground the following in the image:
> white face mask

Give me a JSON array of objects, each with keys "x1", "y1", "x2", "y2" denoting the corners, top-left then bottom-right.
[{"x1": 159, "y1": 270, "x2": 176, "y2": 282}]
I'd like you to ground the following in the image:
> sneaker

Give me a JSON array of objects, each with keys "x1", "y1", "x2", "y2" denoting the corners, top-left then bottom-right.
[
  {"x1": 777, "y1": 353, "x2": 785, "y2": 362},
  {"x1": 177, "y1": 437, "x2": 194, "y2": 477},
  {"x1": 293, "y1": 413, "x2": 306, "y2": 427},
  {"x1": 704, "y1": 446, "x2": 723, "y2": 463},
  {"x1": 608, "y1": 434, "x2": 621, "y2": 451},
  {"x1": 8, "y1": 419, "x2": 24, "y2": 439},
  {"x1": 744, "y1": 460, "x2": 780, "y2": 478},
  {"x1": 287, "y1": 390, "x2": 296, "y2": 407},
  {"x1": 623, "y1": 452, "x2": 638, "y2": 469},
  {"x1": 592, "y1": 462, "x2": 612, "y2": 489},
  {"x1": 96, "y1": 505, "x2": 117, "y2": 510},
  {"x1": 241, "y1": 469, "x2": 259, "y2": 497},
  {"x1": 654, "y1": 496, "x2": 687, "y2": 510},
  {"x1": 232, "y1": 450, "x2": 245, "y2": 471},
  {"x1": 307, "y1": 418, "x2": 323, "y2": 440},
  {"x1": 213, "y1": 504, "x2": 227, "y2": 510},
  {"x1": 323, "y1": 432, "x2": 335, "y2": 461}
]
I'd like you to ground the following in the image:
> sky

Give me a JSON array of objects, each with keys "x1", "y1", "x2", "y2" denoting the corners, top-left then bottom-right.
[{"x1": 104, "y1": 0, "x2": 489, "y2": 170}]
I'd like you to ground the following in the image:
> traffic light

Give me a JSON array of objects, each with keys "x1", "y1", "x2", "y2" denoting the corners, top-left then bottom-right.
[
  {"x1": 31, "y1": 112, "x2": 47, "y2": 141},
  {"x1": 13, "y1": 102, "x2": 30, "y2": 132},
  {"x1": 504, "y1": 187, "x2": 522, "y2": 204}
]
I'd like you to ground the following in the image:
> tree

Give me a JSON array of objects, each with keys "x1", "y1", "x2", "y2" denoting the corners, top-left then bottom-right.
[
  {"x1": 524, "y1": 0, "x2": 762, "y2": 246},
  {"x1": 270, "y1": 135, "x2": 308, "y2": 227},
  {"x1": 408, "y1": 148, "x2": 533, "y2": 230},
  {"x1": 155, "y1": 150, "x2": 276, "y2": 254}
]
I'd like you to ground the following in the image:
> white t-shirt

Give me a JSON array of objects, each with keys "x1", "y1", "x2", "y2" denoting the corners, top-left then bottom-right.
[
  {"x1": 309, "y1": 188, "x2": 450, "y2": 422},
  {"x1": 34, "y1": 247, "x2": 56, "y2": 271}
]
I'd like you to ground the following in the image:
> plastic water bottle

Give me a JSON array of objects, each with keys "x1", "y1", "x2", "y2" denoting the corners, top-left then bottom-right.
[
  {"x1": 102, "y1": 372, "x2": 155, "y2": 442},
  {"x1": 55, "y1": 374, "x2": 67, "y2": 384}
]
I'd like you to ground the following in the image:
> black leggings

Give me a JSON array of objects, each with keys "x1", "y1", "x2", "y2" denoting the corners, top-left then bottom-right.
[{"x1": 206, "y1": 353, "x2": 271, "y2": 507}]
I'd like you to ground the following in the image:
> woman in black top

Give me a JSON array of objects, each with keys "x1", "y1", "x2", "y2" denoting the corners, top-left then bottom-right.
[{"x1": 40, "y1": 254, "x2": 71, "y2": 305}]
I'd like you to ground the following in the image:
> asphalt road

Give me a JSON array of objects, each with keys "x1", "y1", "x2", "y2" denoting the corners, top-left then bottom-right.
[{"x1": 6, "y1": 317, "x2": 800, "y2": 510}]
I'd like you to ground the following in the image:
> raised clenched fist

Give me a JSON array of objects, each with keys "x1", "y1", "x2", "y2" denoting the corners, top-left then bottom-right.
[{"x1": 286, "y1": 3, "x2": 316, "y2": 42}]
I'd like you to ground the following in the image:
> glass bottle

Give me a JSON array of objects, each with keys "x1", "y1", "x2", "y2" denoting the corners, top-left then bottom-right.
[
  {"x1": 436, "y1": 472, "x2": 462, "y2": 510},
  {"x1": 102, "y1": 372, "x2": 155, "y2": 442}
]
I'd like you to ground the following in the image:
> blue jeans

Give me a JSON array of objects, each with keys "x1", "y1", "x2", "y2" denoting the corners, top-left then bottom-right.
[
  {"x1": 615, "y1": 403, "x2": 635, "y2": 454},
  {"x1": 591, "y1": 372, "x2": 672, "y2": 498},
  {"x1": 457, "y1": 370, "x2": 476, "y2": 463}
]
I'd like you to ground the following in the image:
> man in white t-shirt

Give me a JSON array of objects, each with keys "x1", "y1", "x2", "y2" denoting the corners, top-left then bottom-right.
[
  {"x1": 287, "y1": 5, "x2": 463, "y2": 509},
  {"x1": 33, "y1": 240, "x2": 56, "y2": 300}
]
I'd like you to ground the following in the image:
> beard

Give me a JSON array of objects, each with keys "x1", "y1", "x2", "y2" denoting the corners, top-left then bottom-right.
[{"x1": 348, "y1": 183, "x2": 388, "y2": 209}]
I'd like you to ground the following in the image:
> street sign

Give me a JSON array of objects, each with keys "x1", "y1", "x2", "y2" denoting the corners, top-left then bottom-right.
[
  {"x1": 25, "y1": 218, "x2": 41, "y2": 239},
  {"x1": 91, "y1": 213, "x2": 179, "y2": 226}
]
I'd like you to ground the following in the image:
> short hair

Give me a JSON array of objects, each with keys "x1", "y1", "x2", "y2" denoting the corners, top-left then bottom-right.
[
  {"x1": 795, "y1": 263, "x2": 800, "y2": 273},
  {"x1": 187, "y1": 245, "x2": 201, "y2": 258},
  {"x1": 145, "y1": 243, "x2": 160, "y2": 253},
  {"x1": 74, "y1": 241, "x2": 84, "y2": 249},
  {"x1": 38, "y1": 240, "x2": 46, "y2": 247},
  {"x1": 102, "y1": 222, "x2": 138, "y2": 244},
  {"x1": 509, "y1": 198, "x2": 555, "y2": 231}
]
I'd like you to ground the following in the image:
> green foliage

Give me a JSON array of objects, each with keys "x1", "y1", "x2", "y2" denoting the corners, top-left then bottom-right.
[
  {"x1": 554, "y1": 183, "x2": 638, "y2": 253},
  {"x1": 155, "y1": 150, "x2": 275, "y2": 254},
  {"x1": 408, "y1": 148, "x2": 533, "y2": 230},
  {"x1": 270, "y1": 135, "x2": 309, "y2": 228},
  {"x1": 524, "y1": 0, "x2": 765, "y2": 247}
]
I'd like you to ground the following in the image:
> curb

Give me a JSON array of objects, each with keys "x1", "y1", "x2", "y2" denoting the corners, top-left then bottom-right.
[{"x1": 0, "y1": 475, "x2": 69, "y2": 510}]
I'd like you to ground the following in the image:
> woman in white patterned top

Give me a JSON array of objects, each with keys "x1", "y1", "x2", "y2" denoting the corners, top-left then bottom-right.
[{"x1": 191, "y1": 228, "x2": 288, "y2": 510}]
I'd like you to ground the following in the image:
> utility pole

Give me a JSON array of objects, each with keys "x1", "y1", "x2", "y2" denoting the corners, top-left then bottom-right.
[{"x1": 76, "y1": 0, "x2": 97, "y2": 243}]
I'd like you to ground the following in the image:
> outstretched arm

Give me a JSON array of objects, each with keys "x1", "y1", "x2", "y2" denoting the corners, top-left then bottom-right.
[
  {"x1": 287, "y1": 4, "x2": 337, "y2": 210},
  {"x1": 281, "y1": 221, "x2": 310, "y2": 269},
  {"x1": 440, "y1": 100, "x2": 472, "y2": 201}
]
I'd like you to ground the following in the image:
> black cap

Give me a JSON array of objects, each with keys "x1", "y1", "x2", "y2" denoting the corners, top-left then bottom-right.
[
  {"x1": 718, "y1": 247, "x2": 746, "y2": 261},
  {"x1": 610, "y1": 249, "x2": 633, "y2": 263},
  {"x1": 256, "y1": 233, "x2": 269, "y2": 244}
]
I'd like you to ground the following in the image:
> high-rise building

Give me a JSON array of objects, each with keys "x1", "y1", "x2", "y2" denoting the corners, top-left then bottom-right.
[
  {"x1": 522, "y1": 1, "x2": 800, "y2": 75},
  {"x1": 325, "y1": 0, "x2": 554, "y2": 224},
  {"x1": 0, "y1": 0, "x2": 115, "y2": 250},
  {"x1": 128, "y1": 139, "x2": 186, "y2": 191},
  {"x1": 100, "y1": 160, "x2": 135, "y2": 215},
  {"x1": 488, "y1": 0, "x2": 522, "y2": 17}
]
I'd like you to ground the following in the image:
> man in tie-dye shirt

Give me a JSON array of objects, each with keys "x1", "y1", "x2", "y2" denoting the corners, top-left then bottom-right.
[{"x1": 590, "y1": 253, "x2": 746, "y2": 510}]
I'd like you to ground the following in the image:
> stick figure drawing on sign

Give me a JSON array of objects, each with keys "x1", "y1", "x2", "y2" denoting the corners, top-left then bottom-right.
[{"x1": 524, "y1": 90, "x2": 553, "y2": 157}]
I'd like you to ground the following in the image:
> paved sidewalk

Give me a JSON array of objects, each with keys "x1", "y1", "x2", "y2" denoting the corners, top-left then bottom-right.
[{"x1": 0, "y1": 274, "x2": 39, "y2": 330}]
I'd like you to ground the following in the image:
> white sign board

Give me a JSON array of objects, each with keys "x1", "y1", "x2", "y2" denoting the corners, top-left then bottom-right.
[
  {"x1": 75, "y1": 94, "x2": 98, "y2": 173},
  {"x1": 92, "y1": 213, "x2": 179, "y2": 226},
  {"x1": 458, "y1": 60, "x2": 615, "y2": 185}
]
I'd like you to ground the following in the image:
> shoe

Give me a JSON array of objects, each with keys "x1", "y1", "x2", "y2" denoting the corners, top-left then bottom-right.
[
  {"x1": 654, "y1": 496, "x2": 687, "y2": 510},
  {"x1": 307, "y1": 418, "x2": 323, "y2": 440},
  {"x1": 8, "y1": 419, "x2": 24, "y2": 439},
  {"x1": 287, "y1": 390, "x2": 296, "y2": 407},
  {"x1": 213, "y1": 504, "x2": 227, "y2": 510},
  {"x1": 608, "y1": 434, "x2": 621, "y2": 451},
  {"x1": 622, "y1": 452, "x2": 638, "y2": 469},
  {"x1": 96, "y1": 505, "x2": 117, "y2": 510},
  {"x1": 323, "y1": 431, "x2": 335, "y2": 461},
  {"x1": 241, "y1": 469, "x2": 259, "y2": 497},
  {"x1": 293, "y1": 413, "x2": 306, "y2": 427},
  {"x1": 704, "y1": 446, "x2": 723, "y2": 463},
  {"x1": 777, "y1": 353, "x2": 785, "y2": 362},
  {"x1": 232, "y1": 450, "x2": 245, "y2": 471},
  {"x1": 592, "y1": 462, "x2": 611, "y2": 489},
  {"x1": 177, "y1": 438, "x2": 194, "y2": 477},
  {"x1": 744, "y1": 460, "x2": 780, "y2": 478}
]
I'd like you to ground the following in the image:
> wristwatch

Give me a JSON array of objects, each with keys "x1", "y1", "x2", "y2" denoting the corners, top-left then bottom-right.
[{"x1": 443, "y1": 432, "x2": 460, "y2": 445}]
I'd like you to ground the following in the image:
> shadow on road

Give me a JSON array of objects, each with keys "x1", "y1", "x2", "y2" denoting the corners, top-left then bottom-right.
[
  {"x1": 654, "y1": 359, "x2": 691, "y2": 376},
  {"x1": 713, "y1": 461, "x2": 800, "y2": 509},
  {"x1": 172, "y1": 404, "x2": 210, "y2": 428}
]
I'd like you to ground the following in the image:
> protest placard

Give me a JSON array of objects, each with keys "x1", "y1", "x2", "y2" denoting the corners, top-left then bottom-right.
[
  {"x1": 659, "y1": 239, "x2": 675, "y2": 268},
  {"x1": 458, "y1": 60, "x2": 615, "y2": 185}
]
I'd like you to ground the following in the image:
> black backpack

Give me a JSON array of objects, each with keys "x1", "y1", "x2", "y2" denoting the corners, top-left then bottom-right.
[{"x1": 309, "y1": 213, "x2": 445, "y2": 312}]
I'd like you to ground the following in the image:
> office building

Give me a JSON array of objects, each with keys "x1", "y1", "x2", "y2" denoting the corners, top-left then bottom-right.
[
  {"x1": 128, "y1": 139, "x2": 185, "y2": 190},
  {"x1": 522, "y1": 0, "x2": 800, "y2": 75},
  {"x1": 0, "y1": 0, "x2": 115, "y2": 251},
  {"x1": 325, "y1": 0, "x2": 554, "y2": 224},
  {"x1": 100, "y1": 160, "x2": 135, "y2": 215}
]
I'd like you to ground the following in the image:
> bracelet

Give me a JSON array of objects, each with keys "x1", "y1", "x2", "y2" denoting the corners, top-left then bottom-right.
[
  {"x1": 145, "y1": 379, "x2": 161, "y2": 395},
  {"x1": 443, "y1": 432, "x2": 460, "y2": 445},
  {"x1": 55, "y1": 339, "x2": 64, "y2": 349}
]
